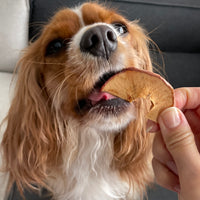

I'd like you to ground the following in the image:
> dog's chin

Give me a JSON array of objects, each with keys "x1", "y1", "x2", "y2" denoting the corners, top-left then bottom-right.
[{"x1": 76, "y1": 95, "x2": 136, "y2": 132}]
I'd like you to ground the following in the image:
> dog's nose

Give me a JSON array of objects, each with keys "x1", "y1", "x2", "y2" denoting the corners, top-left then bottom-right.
[{"x1": 80, "y1": 25, "x2": 117, "y2": 59}]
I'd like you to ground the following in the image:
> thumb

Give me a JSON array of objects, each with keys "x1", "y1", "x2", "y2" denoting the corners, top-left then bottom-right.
[{"x1": 158, "y1": 107, "x2": 200, "y2": 175}]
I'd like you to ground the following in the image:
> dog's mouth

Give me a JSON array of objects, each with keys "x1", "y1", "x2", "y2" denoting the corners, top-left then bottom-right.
[{"x1": 76, "y1": 71, "x2": 130, "y2": 115}]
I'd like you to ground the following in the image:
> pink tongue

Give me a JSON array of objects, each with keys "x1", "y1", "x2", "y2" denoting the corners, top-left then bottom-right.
[{"x1": 88, "y1": 91, "x2": 116, "y2": 105}]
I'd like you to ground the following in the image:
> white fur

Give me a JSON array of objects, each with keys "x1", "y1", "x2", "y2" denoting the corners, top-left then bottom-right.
[
  {"x1": 72, "y1": 5, "x2": 85, "y2": 27},
  {"x1": 49, "y1": 118, "x2": 140, "y2": 200}
]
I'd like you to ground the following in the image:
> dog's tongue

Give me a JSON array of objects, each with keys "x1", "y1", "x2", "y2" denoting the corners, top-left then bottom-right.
[{"x1": 88, "y1": 91, "x2": 116, "y2": 105}]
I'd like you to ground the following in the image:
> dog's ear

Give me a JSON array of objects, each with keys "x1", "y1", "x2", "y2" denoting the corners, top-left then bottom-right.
[{"x1": 1, "y1": 42, "x2": 63, "y2": 193}]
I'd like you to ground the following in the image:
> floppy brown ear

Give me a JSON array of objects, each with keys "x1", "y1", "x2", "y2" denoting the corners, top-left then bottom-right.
[{"x1": 1, "y1": 43, "x2": 64, "y2": 193}]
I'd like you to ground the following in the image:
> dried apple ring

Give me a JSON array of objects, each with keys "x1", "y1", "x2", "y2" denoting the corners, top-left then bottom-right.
[{"x1": 101, "y1": 68, "x2": 174, "y2": 122}]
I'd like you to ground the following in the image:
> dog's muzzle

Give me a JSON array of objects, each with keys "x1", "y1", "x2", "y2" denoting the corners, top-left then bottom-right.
[{"x1": 80, "y1": 25, "x2": 117, "y2": 59}]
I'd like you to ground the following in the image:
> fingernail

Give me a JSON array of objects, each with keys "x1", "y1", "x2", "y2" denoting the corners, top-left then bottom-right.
[{"x1": 159, "y1": 107, "x2": 181, "y2": 129}]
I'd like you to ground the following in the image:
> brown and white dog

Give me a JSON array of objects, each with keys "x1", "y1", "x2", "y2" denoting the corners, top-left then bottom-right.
[{"x1": 2, "y1": 2, "x2": 154, "y2": 200}]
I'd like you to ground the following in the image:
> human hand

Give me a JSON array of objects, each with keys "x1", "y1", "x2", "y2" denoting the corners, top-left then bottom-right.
[{"x1": 151, "y1": 87, "x2": 200, "y2": 200}]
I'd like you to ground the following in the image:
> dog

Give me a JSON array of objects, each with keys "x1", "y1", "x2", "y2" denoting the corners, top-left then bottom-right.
[{"x1": 1, "y1": 2, "x2": 154, "y2": 200}]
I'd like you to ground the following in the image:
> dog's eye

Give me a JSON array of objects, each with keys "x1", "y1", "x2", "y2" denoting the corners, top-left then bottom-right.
[
  {"x1": 112, "y1": 23, "x2": 128, "y2": 35},
  {"x1": 46, "y1": 39, "x2": 65, "y2": 56}
]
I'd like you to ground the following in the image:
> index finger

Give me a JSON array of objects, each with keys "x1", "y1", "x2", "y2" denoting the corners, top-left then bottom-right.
[{"x1": 175, "y1": 87, "x2": 200, "y2": 110}]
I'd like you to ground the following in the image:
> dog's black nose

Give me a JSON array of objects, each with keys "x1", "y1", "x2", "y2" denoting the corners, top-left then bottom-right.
[{"x1": 80, "y1": 25, "x2": 117, "y2": 59}]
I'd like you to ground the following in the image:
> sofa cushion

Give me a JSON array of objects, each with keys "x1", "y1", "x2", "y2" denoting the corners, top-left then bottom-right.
[
  {"x1": 0, "y1": 72, "x2": 14, "y2": 200},
  {"x1": 155, "y1": 52, "x2": 200, "y2": 88},
  {"x1": 111, "y1": 0, "x2": 200, "y2": 53},
  {"x1": 0, "y1": 72, "x2": 14, "y2": 132},
  {"x1": 0, "y1": 0, "x2": 29, "y2": 73}
]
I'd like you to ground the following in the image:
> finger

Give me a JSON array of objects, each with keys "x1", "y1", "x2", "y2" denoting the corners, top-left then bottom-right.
[
  {"x1": 175, "y1": 87, "x2": 200, "y2": 110},
  {"x1": 184, "y1": 109, "x2": 200, "y2": 134},
  {"x1": 158, "y1": 107, "x2": 200, "y2": 177},
  {"x1": 152, "y1": 158, "x2": 180, "y2": 193},
  {"x1": 153, "y1": 132, "x2": 178, "y2": 175}
]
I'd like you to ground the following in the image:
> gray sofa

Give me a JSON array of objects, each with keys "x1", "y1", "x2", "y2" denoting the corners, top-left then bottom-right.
[{"x1": 1, "y1": 0, "x2": 200, "y2": 199}]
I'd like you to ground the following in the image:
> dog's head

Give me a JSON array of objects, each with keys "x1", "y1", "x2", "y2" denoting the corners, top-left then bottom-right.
[
  {"x1": 2, "y1": 2, "x2": 153, "y2": 194},
  {"x1": 31, "y1": 3, "x2": 151, "y2": 130}
]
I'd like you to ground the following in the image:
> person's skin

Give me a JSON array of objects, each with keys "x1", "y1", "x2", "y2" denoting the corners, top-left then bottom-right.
[{"x1": 149, "y1": 87, "x2": 200, "y2": 200}]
